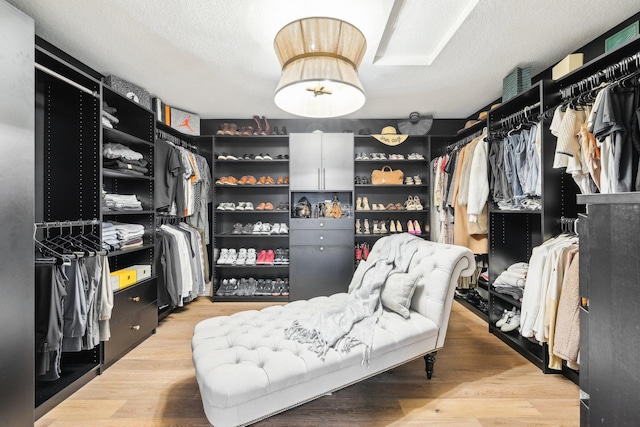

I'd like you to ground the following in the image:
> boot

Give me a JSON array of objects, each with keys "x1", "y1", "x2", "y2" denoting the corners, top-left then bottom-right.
[
  {"x1": 262, "y1": 116, "x2": 272, "y2": 135},
  {"x1": 356, "y1": 197, "x2": 363, "y2": 211},
  {"x1": 363, "y1": 219, "x2": 370, "y2": 234},
  {"x1": 380, "y1": 220, "x2": 388, "y2": 234},
  {"x1": 253, "y1": 115, "x2": 264, "y2": 135},
  {"x1": 355, "y1": 218, "x2": 362, "y2": 234}
]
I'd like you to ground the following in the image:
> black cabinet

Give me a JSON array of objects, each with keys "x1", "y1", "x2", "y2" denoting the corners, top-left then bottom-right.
[
  {"x1": 577, "y1": 193, "x2": 640, "y2": 426},
  {"x1": 289, "y1": 218, "x2": 354, "y2": 300},
  {"x1": 289, "y1": 133, "x2": 354, "y2": 191}
]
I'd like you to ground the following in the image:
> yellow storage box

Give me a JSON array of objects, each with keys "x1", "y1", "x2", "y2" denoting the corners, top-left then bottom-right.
[{"x1": 110, "y1": 269, "x2": 137, "y2": 290}]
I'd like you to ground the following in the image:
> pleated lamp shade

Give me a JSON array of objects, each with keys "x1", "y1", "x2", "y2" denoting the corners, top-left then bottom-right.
[{"x1": 273, "y1": 17, "x2": 367, "y2": 118}]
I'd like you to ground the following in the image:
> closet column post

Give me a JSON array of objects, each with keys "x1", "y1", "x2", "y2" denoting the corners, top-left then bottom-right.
[{"x1": 0, "y1": 2, "x2": 36, "y2": 425}]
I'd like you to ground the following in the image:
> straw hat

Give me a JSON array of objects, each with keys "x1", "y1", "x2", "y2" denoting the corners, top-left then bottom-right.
[{"x1": 372, "y1": 126, "x2": 409, "y2": 146}]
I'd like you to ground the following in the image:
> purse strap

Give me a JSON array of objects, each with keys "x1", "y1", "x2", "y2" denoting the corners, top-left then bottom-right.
[{"x1": 381, "y1": 165, "x2": 393, "y2": 172}]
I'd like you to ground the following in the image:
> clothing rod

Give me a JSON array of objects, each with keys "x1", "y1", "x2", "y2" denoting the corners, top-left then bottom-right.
[
  {"x1": 35, "y1": 219, "x2": 100, "y2": 229},
  {"x1": 35, "y1": 62, "x2": 100, "y2": 98},
  {"x1": 560, "y1": 51, "x2": 640, "y2": 99},
  {"x1": 496, "y1": 102, "x2": 541, "y2": 127}
]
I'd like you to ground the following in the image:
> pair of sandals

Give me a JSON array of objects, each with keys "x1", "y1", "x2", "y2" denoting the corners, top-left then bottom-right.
[
  {"x1": 404, "y1": 175, "x2": 423, "y2": 185},
  {"x1": 405, "y1": 196, "x2": 423, "y2": 210}
]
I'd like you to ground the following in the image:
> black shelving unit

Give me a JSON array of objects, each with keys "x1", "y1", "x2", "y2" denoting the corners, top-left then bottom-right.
[
  {"x1": 354, "y1": 134, "x2": 431, "y2": 246},
  {"x1": 101, "y1": 85, "x2": 158, "y2": 369},
  {"x1": 212, "y1": 134, "x2": 290, "y2": 301}
]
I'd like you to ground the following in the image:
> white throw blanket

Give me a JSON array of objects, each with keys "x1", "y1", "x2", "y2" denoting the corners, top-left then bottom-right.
[{"x1": 285, "y1": 233, "x2": 422, "y2": 363}]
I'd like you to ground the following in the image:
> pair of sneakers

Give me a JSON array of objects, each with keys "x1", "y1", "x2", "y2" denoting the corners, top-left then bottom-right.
[
  {"x1": 496, "y1": 307, "x2": 521, "y2": 332},
  {"x1": 217, "y1": 248, "x2": 237, "y2": 265},
  {"x1": 256, "y1": 249, "x2": 275, "y2": 265}
]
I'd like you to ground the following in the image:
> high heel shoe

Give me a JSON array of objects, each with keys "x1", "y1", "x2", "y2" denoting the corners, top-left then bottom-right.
[
  {"x1": 407, "y1": 220, "x2": 415, "y2": 235},
  {"x1": 413, "y1": 220, "x2": 422, "y2": 235},
  {"x1": 363, "y1": 219, "x2": 370, "y2": 234},
  {"x1": 395, "y1": 220, "x2": 403, "y2": 233},
  {"x1": 253, "y1": 115, "x2": 264, "y2": 135},
  {"x1": 373, "y1": 220, "x2": 380, "y2": 234},
  {"x1": 355, "y1": 219, "x2": 362, "y2": 234},
  {"x1": 363, "y1": 197, "x2": 370, "y2": 210},
  {"x1": 380, "y1": 220, "x2": 388, "y2": 234},
  {"x1": 356, "y1": 196, "x2": 363, "y2": 211},
  {"x1": 262, "y1": 116, "x2": 272, "y2": 135},
  {"x1": 390, "y1": 220, "x2": 396, "y2": 233}
]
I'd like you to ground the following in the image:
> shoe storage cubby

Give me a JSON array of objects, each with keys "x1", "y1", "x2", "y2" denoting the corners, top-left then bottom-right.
[
  {"x1": 213, "y1": 134, "x2": 290, "y2": 301},
  {"x1": 353, "y1": 135, "x2": 431, "y2": 248},
  {"x1": 101, "y1": 85, "x2": 158, "y2": 369}
]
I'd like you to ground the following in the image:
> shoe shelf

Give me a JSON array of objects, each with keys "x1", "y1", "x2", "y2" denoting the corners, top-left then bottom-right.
[
  {"x1": 354, "y1": 184, "x2": 428, "y2": 188},
  {"x1": 103, "y1": 210, "x2": 155, "y2": 216},
  {"x1": 354, "y1": 209, "x2": 425, "y2": 213},
  {"x1": 213, "y1": 133, "x2": 290, "y2": 302},
  {"x1": 103, "y1": 126, "x2": 154, "y2": 148},
  {"x1": 488, "y1": 323, "x2": 544, "y2": 369},
  {"x1": 454, "y1": 295, "x2": 489, "y2": 322}
]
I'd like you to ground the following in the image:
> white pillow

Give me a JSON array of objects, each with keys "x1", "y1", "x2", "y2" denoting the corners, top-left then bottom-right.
[{"x1": 381, "y1": 273, "x2": 419, "y2": 318}]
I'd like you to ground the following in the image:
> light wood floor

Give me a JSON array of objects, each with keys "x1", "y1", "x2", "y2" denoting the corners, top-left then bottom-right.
[{"x1": 35, "y1": 299, "x2": 580, "y2": 426}]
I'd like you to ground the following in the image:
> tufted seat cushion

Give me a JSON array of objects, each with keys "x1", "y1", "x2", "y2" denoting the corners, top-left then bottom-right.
[{"x1": 192, "y1": 238, "x2": 475, "y2": 426}]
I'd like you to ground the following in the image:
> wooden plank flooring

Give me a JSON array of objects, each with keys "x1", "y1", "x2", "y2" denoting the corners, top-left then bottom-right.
[{"x1": 35, "y1": 299, "x2": 579, "y2": 426}]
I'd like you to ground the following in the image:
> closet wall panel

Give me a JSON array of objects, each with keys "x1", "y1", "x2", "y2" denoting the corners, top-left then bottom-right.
[{"x1": 0, "y1": 2, "x2": 35, "y2": 426}]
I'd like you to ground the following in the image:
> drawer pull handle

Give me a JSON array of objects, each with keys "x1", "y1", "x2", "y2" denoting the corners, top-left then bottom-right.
[
  {"x1": 131, "y1": 296, "x2": 141, "y2": 302},
  {"x1": 320, "y1": 236, "x2": 324, "y2": 240},
  {"x1": 320, "y1": 246, "x2": 324, "y2": 251},
  {"x1": 320, "y1": 222, "x2": 324, "y2": 227},
  {"x1": 131, "y1": 325, "x2": 141, "y2": 331}
]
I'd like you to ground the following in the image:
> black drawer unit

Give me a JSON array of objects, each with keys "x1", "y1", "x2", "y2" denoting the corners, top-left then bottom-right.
[
  {"x1": 109, "y1": 278, "x2": 157, "y2": 324},
  {"x1": 103, "y1": 299, "x2": 158, "y2": 368}
]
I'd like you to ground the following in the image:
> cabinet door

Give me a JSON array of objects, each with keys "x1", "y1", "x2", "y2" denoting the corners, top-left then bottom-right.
[
  {"x1": 321, "y1": 133, "x2": 354, "y2": 191},
  {"x1": 290, "y1": 133, "x2": 322, "y2": 190},
  {"x1": 289, "y1": 244, "x2": 354, "y2": 300}
]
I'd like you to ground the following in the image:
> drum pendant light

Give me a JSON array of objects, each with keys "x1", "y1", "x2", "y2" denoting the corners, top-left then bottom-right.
[{"x1": 273, "y1": 17, "x2": 367, "y2": 118}]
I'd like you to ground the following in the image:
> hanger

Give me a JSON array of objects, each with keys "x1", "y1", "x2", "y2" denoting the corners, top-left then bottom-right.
[{"x1": 34, "y1": 224, "x2": 73, "y2": 266}]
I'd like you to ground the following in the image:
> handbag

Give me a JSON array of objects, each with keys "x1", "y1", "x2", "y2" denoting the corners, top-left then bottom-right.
[
  {"x1": 371, "y1": 165, "x2": 404, "y2": 185},
  {"x1": 294, "y1": 197, "x2": 311, "y2": 218}
]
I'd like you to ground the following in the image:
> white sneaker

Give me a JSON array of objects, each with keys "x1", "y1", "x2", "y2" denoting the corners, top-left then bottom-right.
[
  {"x1": 225, "y1": 248, "x2": 237, "y2": 265},
  {"x1": 245, "y1": 248, "x2": 257, "y2": 265},
  {"x1": 501, "y1": 311, "x2": 521, "y2": 332},
  {"x1": 279, "y1": 223, "x2": 289, "y2": 234},
  {"x1": 252, "y1": 221, "x2": 263, "y2": 234},
  {"x1": 261, "y1": 222, "x2": 272, "y2": 235},
  {"x1": 235, "y1": 248, "x2": 247, "y2": 265},
  {"x1": 495, "y1": 309, "x2": 511, "y2": 328},
  {"x1": 271, "y1": 223, "x2": 281, "y2": 234},
  {"x1": 217, "y1": 248, "x2": 229, "y2": 264},
  {"x1": 236, "y1": 202, "x2": 245, "y2": 211},
  {"x1": 244, "y1": 202, "x2": 254, "y2": 211}
]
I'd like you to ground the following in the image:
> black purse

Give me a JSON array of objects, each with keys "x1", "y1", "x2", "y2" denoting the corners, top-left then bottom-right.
[{"x1": 293, "y1": 197, "x2": 311, "y2": 218}]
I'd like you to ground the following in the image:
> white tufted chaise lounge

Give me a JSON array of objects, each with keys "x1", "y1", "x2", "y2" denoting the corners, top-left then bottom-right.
[{"x1": 192, "y1": 238, "x2": 475, "y2": 426}]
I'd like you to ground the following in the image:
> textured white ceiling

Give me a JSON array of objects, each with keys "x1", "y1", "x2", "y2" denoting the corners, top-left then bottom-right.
[{"x1": 6, "y1": 0, "x2": 640, "y2": 120}]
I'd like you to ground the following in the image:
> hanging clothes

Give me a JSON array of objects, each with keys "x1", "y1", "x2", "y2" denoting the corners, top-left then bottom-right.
[{"x1": 453, "y1": 134, "x2": 489, "y2": 254}]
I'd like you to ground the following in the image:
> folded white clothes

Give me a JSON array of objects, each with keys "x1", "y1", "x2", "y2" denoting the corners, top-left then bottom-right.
[{"x1": 103, "y1": 142, "x2": 143, "y2": 161}]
